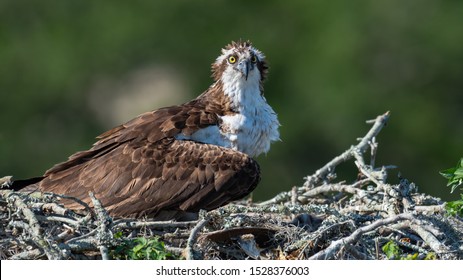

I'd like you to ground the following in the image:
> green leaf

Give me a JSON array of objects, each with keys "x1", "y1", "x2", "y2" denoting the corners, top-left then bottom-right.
[
  {"x1": 440, "y1": 158, "x2": 463, "y2": 193},
  {"x1": 424, "y1": 252, "x2": 437, "y2": 260},
  {"x1": 445, "y1": 194, "x2": 463, "y2": 217},
  {"x1": 440, "y1": 167, "x2": 456, "y2": 179},
  {"x1": 402, "y1": 253, "x2": 419, "y2": 260},
  {"x1": 382, "y1": 240, "x2": 401, "y2": 259},
  {"x1": 132, "y1": 243, "x2": 145, "y2": 253},
  {"x1": 109, "y1": 235, "x2": 174, "y2": 260},
  {"x1": 114, "y1": 231, "x2": 123, "y2": 239}
]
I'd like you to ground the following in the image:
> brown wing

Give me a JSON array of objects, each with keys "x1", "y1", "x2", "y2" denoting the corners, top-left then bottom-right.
[
  {"x1": 39, "y1": 138, "x2": 259, "y2": 218},
  {"x1": 44, "y1": 101, "x2": 220, "y2": 175},
  {"x1": 37, "y1": 102, "x2": 258, "y2": 218}
]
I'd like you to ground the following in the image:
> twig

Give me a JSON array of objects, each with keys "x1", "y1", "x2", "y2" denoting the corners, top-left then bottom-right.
[
  {"x1": 0, "y1": 176, "x2": 13, "y2": 188},
  {"x1": 185, "y1": 211, "x2": 210, "y2": 260},
  {"x1": 8, "y1": 220, "x2": 30, "y2": 230},
  {"x1": 413, "y1": 205, "x2": 445, "y2": 214},
  {"x1": 45, "y1": 192, "x2": 93, "y2": 214},
  {"x1": 30, "y1": 202, "x2": 68, "y2": 216},
  {"x1": 302, "y1": 180, "x2": 371, "y2": 199},
  {"x1": 344, "y1": 243, "x2": 371, "y2": 260},
  {"x1": 65, "y1": 238, "x2": 99, "y2": 253},
  {"x1": 407, "y1": 223, "x2": 453, "y2": 257},
  {"x1": 35, "y1": 214, "x2": 81, "y2": 227},
  {"x1": 65, "y1": 228, "x2": 98, "y2": 244},
  {"x1": 54, "y1": 227, "x2": 75, "y2": 241},
  {"x1": 339, "y1": 205, "x2": 385, "y2": 214},
  {"x1": 309, "y1": 213, "x2": 413, "y2": 260},
  {"x1": 6, "y1": 191, "x2": 65, "y2": 259},
  {"x1": 382, "y1": 217, "x2": 455, "y2": 258},
  {"x1": 353, "y1": 153, "x2": 387, "y2": 186},
  {"x1": 164, "y1": 245, "x2": 185, "y2": 256},
  {"x1": 259, "y1": 112, "x2": 390, "y2": 206},
  {"x1": 10, "y1": 248, "x2": 44, "y2": 260},
  {"x1": 382, "y1": 223, "x2": 422, "y2": 242},
  {"x1": 304, "y1": 112, "x2": 390, "y2": 188},
  {"x1": 369, "y1": 137, "x2": 378, "y2": 168},
  {"x1": 377, "y1": 237, "x2": 430, "y2": 256},
  {"x1": 291, "y1": 186, "x2": 298, "y2": 205},
  {"x1": 113, "y1": 219, "x2": 196, "y2": 230},
  {"x1": 89, "y1": 192, "x2": 112, "y2": 260}
]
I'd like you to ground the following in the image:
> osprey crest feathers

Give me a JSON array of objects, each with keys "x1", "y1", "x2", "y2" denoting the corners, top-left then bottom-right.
[{"x1": 12, "y1": 40, "x2": 280, "y2": 219}]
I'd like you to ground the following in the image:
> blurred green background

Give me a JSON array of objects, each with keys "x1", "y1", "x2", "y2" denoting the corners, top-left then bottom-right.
[{"x1": 1, "y1": 0, "x2": 462, "y2": 201}]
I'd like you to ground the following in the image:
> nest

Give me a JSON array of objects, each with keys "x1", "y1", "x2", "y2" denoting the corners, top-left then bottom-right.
[{"x1": 1, "y1": 112, "x2": 462, "y2": 260}]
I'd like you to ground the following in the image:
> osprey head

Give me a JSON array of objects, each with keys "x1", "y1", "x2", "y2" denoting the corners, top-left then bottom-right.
[{"x1": 212, "y1": 40, "x2": 268, "y2": 84}]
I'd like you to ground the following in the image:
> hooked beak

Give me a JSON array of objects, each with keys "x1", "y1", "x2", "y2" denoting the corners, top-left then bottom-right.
[{"x1": 237, "y1": 59, "x2": 254, "y2": 80}]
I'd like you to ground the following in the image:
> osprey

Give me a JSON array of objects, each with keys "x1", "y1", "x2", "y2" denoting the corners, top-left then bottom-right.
[{"x1": 11, "y1": 40, "x2": 280, "y2": 219}]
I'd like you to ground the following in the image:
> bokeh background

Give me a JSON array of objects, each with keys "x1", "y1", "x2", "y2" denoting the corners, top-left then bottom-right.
[{"x1": 1, "y1": 0, "x2": 462, "y2": 201}]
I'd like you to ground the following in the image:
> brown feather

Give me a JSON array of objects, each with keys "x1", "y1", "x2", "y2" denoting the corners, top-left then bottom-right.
[{"x1": 36, "y1": 125, "x2": 259, "y2": 218}]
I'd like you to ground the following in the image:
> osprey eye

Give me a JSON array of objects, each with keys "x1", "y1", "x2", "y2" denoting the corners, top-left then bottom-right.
[
  {"x1": 251, "y1": 55, "x2": 257, "y2": 63},
  {"x1": 228, "y1": 56, "x2": 237, "y2": 64}
]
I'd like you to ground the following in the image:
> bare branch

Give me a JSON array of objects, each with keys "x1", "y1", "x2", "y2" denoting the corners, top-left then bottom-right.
[
  {"x1": 304, "y1": 111, "x2": 390, "y2": 188},
  {"x1": 259, "y1": 112, "x2": 390, "y2": 206},
  {"x1": 185, "y1": 211, "x2": 210, "y2": 260},
  {"x1": 309, "y1": 213, "x2": 413, "y2": 260},
  {"x1": 89, "y1": 192, "x2": 112, "y2": 260},
  {"x1": 5, "y1": 191, "x2": 66, "y2": 259},
  {"x1": 113, "y1": 219, "x2": 196, "y2": 230}
]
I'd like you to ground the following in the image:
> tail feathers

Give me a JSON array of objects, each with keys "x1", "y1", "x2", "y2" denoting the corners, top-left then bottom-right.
[{"x1": 1, "y1": 176, "x2": 44, "y2": 191}]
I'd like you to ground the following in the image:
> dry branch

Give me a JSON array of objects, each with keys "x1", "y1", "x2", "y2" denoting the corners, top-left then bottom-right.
[
  {"x1": 258, "y1": 111, "x2": 390, "y2": 206},
  {"x1": 309, "y1": 213, "x2": 413, "y2": 259},
  {"x1": 185, "y1": 211, "x2": 210, "y2": 260},
  {"x1": 304, "y1": 111, "x2": 390, "y2": 187}
]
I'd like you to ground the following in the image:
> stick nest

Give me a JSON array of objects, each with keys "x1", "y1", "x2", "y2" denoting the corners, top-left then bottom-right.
[{"x1": 1, "y1": 112, "x2": 462, "y2": 260}]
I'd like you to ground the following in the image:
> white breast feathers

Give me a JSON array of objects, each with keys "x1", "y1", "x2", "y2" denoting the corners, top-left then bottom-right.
[{"x1": 175, "y1": 73, "x2": 280, "y2": 157}]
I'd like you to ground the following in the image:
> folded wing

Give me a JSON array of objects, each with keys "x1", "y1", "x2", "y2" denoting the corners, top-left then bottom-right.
[{"x1": 37, "y1": 103, "x2": 259, "y2": 218}]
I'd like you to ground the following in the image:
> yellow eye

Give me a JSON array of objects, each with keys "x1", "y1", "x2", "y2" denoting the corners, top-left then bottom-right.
[
  {"x1": 251, "y1": 55, "x2": 257, "y2": 63},
  {"x1": 228, "y1": 55, "x2": 236, "y2": 64}
]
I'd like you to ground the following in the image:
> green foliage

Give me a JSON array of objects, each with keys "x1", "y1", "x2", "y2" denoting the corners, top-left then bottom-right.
[
  {"x1": 113, "y1": 231, "x2": 123, "y2": 239},
  {"x1": 381, "y1": 240, "x2": 436, "y2": 260},
  {"x1": 424, "y1": 252, "x2": 437, "y2": 260},
  {"x1": 110, "y1": 235, "x2": 174, "y2": 260},
  {"x1": 440, "y1": 158, "x2": 463, "y2": 193},
  {"x1": 440, "y1": 159, "x2": 463, "y2": 217},
  {"x1": 382, "y1": 240, "x2": 401, "y2": 259},
  {"x1": 401, "y1": 253, "x2": 419, "y2": 260},
  {"x1": 445, "y1": 194, "x2": 463, "y2": 217}
]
